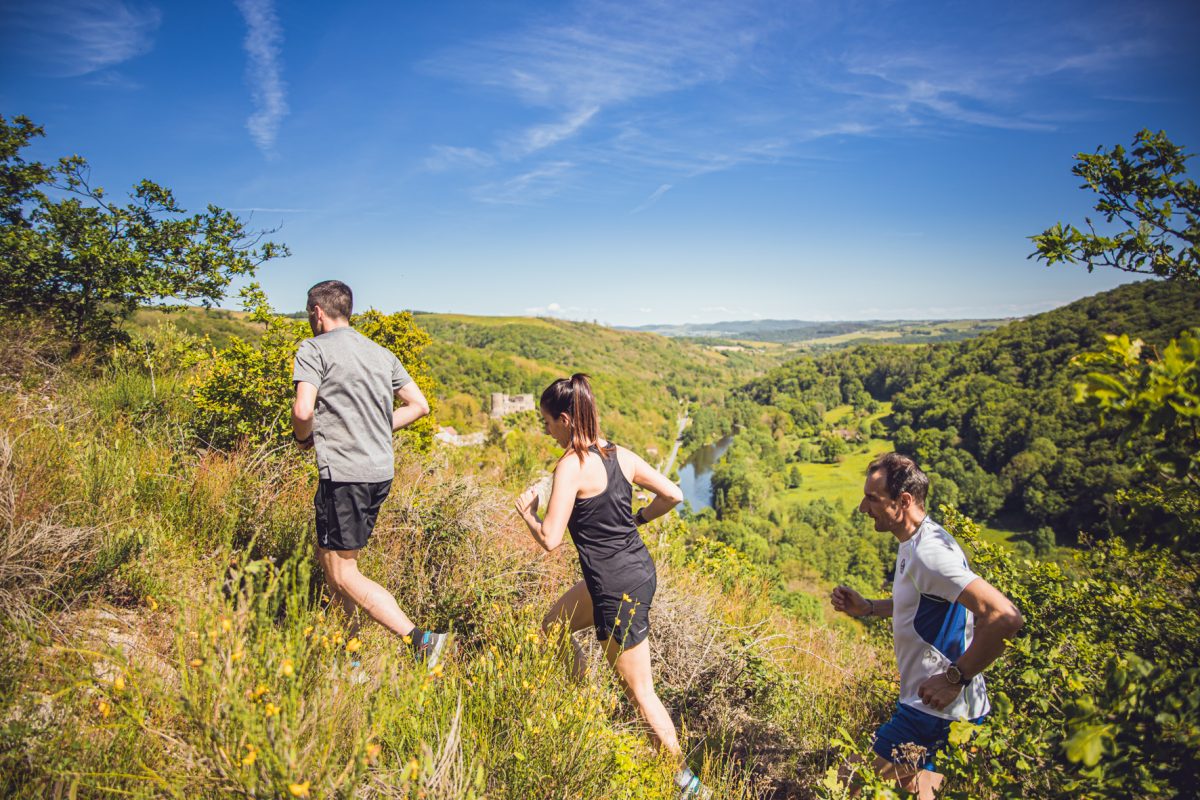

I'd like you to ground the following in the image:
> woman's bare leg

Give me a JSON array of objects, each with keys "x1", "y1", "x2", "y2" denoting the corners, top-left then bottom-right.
[
  {"x1": 604, "y1": 637, "x2": 681, "y2": 757},
  {"x1": 542, "y1": 579, "x2": 595, "y2": 681}
]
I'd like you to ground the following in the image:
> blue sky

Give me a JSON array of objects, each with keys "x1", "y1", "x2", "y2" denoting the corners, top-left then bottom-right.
[{"x1": 2, "y1": 0, "x2": 1198, "y2": 325}]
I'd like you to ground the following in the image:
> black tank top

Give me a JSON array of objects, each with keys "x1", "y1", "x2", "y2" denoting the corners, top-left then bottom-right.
[{"x1": 567, "y1": 444, "x2": 656, "y2": 598}]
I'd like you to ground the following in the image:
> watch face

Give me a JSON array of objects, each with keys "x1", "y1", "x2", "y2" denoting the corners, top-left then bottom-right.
[{"x1": 946, "y1": 665, "x2": 962, "y2": 684}]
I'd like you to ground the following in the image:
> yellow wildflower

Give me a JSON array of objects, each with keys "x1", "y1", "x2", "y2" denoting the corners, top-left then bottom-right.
[
  {"x1": 281, "y1": 658, "x2": 294, "y2": 678},
  {"x1": 231, "y1": 649, "x2": 244, "y2": 663},
  {"x1": 97, "y1": 700, "x2": 111, "y2": 718},
  {"x1": 145, "y1": 596, "x2": 159, "y2": 612},
  {"x1": 264, "y1": 702, "x2": 280, "y2": 717},
  {"x1": 241, "y1": 745, "x2": 258, "y2": 766},
  {"x1": 288, "y1": 781, "x2": 310, "y2": 797},
  {"x1": 112, "y1": 675, "x2": 126, "y2": 692},
  {"x1": 332, "y1": 632, "x2": 344, "y2": 646},
  {"x1": 345, "y1": 638, "x2": 362, "y2": 654},
  {"x1": 622, "y1": 593, "x2": 632, "y2": 602},
  {"x1": 253, "y1": 683, "x2": 268, "y2": 699},
  {"x1": 220, "y1": 617, "x2": 233, "y2": 633},
  {"x1": 407, "y1": 758, "x2": 420, "y2": 781},
  {"x1": 403, "y1": 634, "x2": 413, "y2": 645},
  {"x1": 303, "y1": 625, "x2": 314, "y2": 637},
  {"x1": 366, "y1": 743, "x2": 382, "y2": 763},
  {"x1": 430, "y1": 663, "x2": 444, "y2": 679},
  {"x1": 189, "y1": 658, "x2": 204, "y2": 668}
]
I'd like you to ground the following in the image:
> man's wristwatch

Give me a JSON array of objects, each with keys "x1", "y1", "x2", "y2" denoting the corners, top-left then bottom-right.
[
  {"x1": 945, "y1": 663, "x2": 965, "y2": 685},
  {"x1": 294, "y1": 432, "x2": 314, "y2": 445}
]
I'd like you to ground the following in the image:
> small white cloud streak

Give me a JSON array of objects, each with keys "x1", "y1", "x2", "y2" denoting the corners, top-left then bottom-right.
[
  {"x1": 507, "y1": 106, "x2": 600, "y2": 156},
  {"x1": 235, "y1": 0, "x2": 289, "y2": 154},
  {"x1": 525, "y1": 302, "x2": 563, "y2": 316},
  {"x1": 1, "y1": 0, "x2": 160, "y2": 78},
  {"x1": 424, "y1": 145, "x2": 496, "y2": 172},
  {"x1": 631, "y1": 183, "x2": 672, "y2": 214},
  {"x1": 471, "y1": 162, "x2": 575, "y2": 205}
]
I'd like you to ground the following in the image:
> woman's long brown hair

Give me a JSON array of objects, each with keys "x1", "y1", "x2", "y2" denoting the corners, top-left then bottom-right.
[{"x1": 540, "y1": 373, "x2": 604, "y2": 463}]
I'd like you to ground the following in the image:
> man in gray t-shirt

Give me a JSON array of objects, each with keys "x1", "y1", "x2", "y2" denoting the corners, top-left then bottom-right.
[{"x1": 292, "y1": 280, "x2": 448, "y2": 667}]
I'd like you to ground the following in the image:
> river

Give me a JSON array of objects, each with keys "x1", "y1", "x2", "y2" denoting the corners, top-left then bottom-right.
[{"x1": 677, "y1": 434, "x2": 735, "y2": 511}]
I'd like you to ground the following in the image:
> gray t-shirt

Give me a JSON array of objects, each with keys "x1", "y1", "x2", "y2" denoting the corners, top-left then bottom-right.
[{"x1": 292, "y1": 327, "x2": 412, "y2": 482}]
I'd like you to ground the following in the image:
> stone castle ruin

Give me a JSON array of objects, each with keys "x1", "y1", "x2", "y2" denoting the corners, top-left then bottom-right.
[{"x1": 490, "y1": 392, "x2": 535, "y2": 418}]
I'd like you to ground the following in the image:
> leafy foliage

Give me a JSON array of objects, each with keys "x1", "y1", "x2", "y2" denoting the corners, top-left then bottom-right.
[
  {"x1": 1073, "y1": 328, "x2": 1200, "y2": 546},
  {"x1": 1031, "y1": 129, "x2": 1198, "y2": 282},
  {"x1": 0, "y1": 115, "x2": 287, "y2": 348}
]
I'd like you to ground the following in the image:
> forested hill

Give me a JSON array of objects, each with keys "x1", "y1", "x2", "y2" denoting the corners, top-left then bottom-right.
[
  {"x1": 415, "y1": 313, "x2": 783, "y2": 455},
  {"x1": 734, "y1": 279, "x2": 1200, "y2": 543}
]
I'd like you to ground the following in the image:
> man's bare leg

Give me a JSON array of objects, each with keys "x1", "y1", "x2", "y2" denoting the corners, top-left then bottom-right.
[{"x1": 317, "y1": 547, "x2": 415, "y2": 638}]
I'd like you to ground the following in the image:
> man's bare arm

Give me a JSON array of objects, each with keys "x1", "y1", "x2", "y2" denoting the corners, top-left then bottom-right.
[
  {"x1": 293, "y1": 381, "x2": 318, "y2": 448},
  {"x1": 392, "y1": 382, "x2": 430, "y2": 431},
  {"x1": 831, "y1": 585, "x2": 893, "y2": 618}
]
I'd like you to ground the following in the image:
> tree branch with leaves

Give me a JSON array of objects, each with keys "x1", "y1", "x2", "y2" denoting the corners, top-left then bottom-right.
[
  {"x1": 0, "y1": 114, "x2": 289, "y2": 349},
  {"x1": 1030, "y1": 129, "x2": 1198, "y2": 283}
]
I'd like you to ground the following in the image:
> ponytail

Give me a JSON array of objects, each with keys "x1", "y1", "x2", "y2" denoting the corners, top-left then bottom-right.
[{"x1": 540, "y1": 373, "x2": 602, "y2": 463}]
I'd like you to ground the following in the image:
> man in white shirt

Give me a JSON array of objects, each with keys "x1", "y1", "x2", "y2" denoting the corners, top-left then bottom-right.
[{"x1": 831, "y1": 453, "x2": 1023, "y2": 799}]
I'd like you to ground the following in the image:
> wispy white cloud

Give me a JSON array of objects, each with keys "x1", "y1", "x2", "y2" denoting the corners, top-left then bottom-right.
[
  {"x1": 631, "y1": 183, "x2": 672, "y2": 214},
  {"x1": 472, "y1": 161, "x2": 575, "y2": 205},
  {"x1": 525, "y1": 302, "x2": 563, "y2": 317},
  {"x1": 505, "y1": 106, "x2": 600, "y2": 157},
  {"x1": 424, "y1": 145, "x2": 496, "y2": 172},
  {"x1": 85, "y1": 70, "x2": 143, "y2": 90},
  {"x1": 429, "y1": 1, "x2": 754, "y2": 110},
  {"x1": 1, "y1": 0, "x2": 160, "y2": 78},
  {"x1": 423, "y1": 0, "x2": 1175, "y2": 202},
  {"x1": 235, "y1": 0, "x2": 288, "y2": 154}
]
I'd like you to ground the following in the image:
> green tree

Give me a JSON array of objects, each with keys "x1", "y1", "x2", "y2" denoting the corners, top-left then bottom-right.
[
  {"x1": 1031, "y1": 129, "x2": 1198, "y2": 282},
  {"x1": 0, "y1": 115, "x2": 288, "y2": 348},
  {"x1": 1074, "y1": 328, "x2": 1200, "y2": 547}
]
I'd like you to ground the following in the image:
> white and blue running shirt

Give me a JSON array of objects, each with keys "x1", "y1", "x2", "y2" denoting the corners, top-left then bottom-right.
[{"x1": 891, "y1": 516, "x2": 990, "y2": 721}]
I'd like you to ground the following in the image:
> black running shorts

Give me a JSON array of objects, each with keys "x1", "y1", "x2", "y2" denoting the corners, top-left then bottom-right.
[
  {"x1": 313, "y1": 479, "x2": 392, "y2": 551},
  {"x1": 592, "y1": 572, "x2": 656, "y2": 650}
]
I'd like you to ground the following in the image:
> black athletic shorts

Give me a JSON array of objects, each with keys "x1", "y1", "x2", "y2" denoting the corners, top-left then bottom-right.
[
  {"x1": 592, "y1": 572, "x2": 656, "y2": 650},
  {"x1": 313, "y1": 479, "x2": 392, "y2": 551}
]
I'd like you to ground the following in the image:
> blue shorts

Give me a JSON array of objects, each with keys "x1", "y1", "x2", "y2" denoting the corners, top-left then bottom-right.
[{"x1": 872, "y1": 702, "x2": 987, "y2": 771}]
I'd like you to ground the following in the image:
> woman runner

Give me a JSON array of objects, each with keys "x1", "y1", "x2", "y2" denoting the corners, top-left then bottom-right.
[{"x1": 514, "y1": 374, "x2": 710, "y2": 799}]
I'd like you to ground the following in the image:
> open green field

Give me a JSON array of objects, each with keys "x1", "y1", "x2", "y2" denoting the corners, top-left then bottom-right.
[
  {"x1": 769, "y1": 437, "x2": 895, "y2": 513},
  {"x1": 822, "y1": 404, "x2": 854, "y2": 425}
]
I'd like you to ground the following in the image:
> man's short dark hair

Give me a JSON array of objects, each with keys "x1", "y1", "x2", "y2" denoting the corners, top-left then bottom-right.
[
  {"x1": 868, "y1": 452, "x2": 929, "y2": 508},
  {"x1": 306, "y1": 280, "x2": 353, "y2": 319}
]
